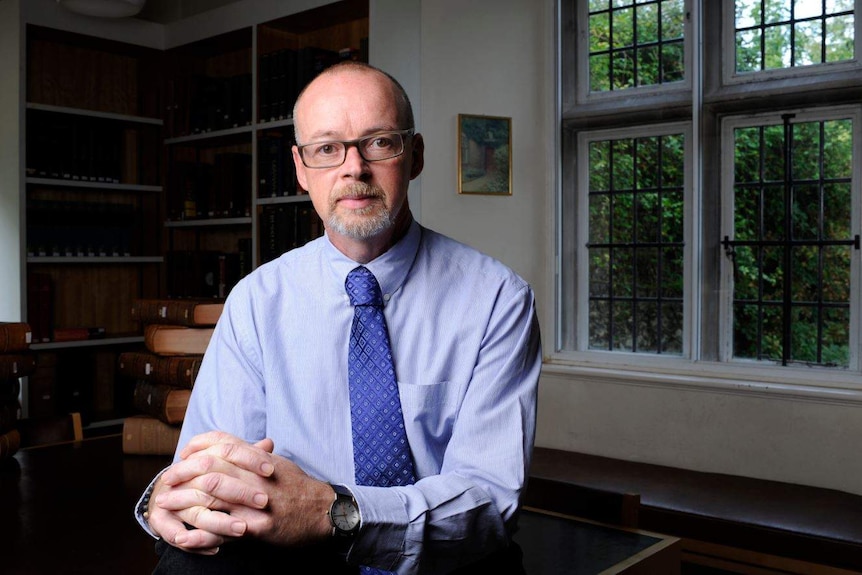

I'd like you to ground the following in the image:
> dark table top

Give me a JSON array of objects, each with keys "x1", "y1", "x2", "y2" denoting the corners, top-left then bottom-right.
[
  {"x1": 0, "y1": 434, "x2": 171, "y2": 575},
  {"x1": 1, "y1": 437, "x2": 678, "y2": 575}
]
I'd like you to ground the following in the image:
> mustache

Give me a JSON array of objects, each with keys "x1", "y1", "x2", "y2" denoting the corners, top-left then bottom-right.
[{"x1": 332, "y1": 181, "x2": 385, "y2": 202}]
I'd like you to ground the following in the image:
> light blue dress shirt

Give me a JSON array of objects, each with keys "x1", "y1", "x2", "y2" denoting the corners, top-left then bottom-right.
[{"x1": 140, "y1": 218, "x2": 542, "y2": 574}]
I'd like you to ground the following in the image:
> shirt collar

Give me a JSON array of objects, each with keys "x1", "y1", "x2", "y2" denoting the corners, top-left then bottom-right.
[{"x1": 324, "y1": 217, "x2": 422, "y2": 302}]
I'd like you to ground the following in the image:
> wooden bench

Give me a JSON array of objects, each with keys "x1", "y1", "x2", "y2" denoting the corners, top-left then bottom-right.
[{"x1": 529, "y1": 447, "x2": 862, "y2": 575}]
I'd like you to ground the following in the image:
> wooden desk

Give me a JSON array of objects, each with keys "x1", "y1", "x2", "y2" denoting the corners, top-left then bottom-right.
[
  {"x1": 1, "y1": 436, "x2": 680, "y2": 574},
  {"x1": 514, "y1": 507, "x2": 681, "y2": 574},
  {"x1": 0, "y1": 434, "x2": 171, "y2": 575}
]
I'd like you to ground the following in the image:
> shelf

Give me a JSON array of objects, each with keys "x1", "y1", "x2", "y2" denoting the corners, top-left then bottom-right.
[
  {"x1": 27, "y1": 256, "x2": 164, "y2": 264},
  {"x1": 26, "y1": 102, "x2": 163, "y2": 126},
  {"x1": 256, "y1": 195, "x2": 312, "y2": 205},
  {"x1": 164, "y1": 125, "x2": 253, "y2": 145},
  {"x1": 31, "y1": 335, "x2": 145, "y2": 351},
  {"x1": 258, "y1": 118, "x2": 295, "y2": 130},
  {"x1": 165, "y1": 217, "x2": 252, "y2": 228},
  {"x1": 26, "y1": 177, "x2": 161, "y2": 193}
]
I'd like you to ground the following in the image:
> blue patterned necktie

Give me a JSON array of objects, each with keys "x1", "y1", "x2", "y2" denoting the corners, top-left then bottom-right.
[
  {"x1": 346, "y1": 266, "x2": 416, "y2": 575},
  {"x1": 346, "y1": 266, "x2": 416, "y2": 488}
]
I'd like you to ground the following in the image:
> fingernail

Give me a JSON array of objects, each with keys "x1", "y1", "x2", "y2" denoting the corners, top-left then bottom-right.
[
  {"x1": 231, "y1": 521, "x2": 246, "y2": 535},
  {"x1": 260, "y1": 462, "x2": 274, "y2": 476},
  {"x1": 253, "y1": 493, "x2": 267, "y2": 507},
  {"x1": 174, "y1": 533, "x2": 187, "y2": 545}
]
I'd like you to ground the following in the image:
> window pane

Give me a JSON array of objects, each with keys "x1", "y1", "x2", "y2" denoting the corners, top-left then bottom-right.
[
  {"x1": 588, "y1": 0, "x2": 686, "y2": 93},
  {"x1": 735, "y1": 0, "x2": 855, "y2": 73},
  {"x1": 586, "y1": 131, "x2": 686, "y2": 355},
  {"x1": 730, "y1": 116, "x2": 856, "y2": 368}
]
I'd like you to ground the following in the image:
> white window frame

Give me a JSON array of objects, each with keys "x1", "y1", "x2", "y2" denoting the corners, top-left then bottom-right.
[
  {"x1": 551, "y1": 0, "x2": 862, "y2": 400},
  {"x1": 718, "y1": 105, "x2": 862, "y2": 373},
  {"x1": 576, "y1": 0, "x2": 693, "y2": 105},
  {"x1": 721, "y1": 0, "x2": 862, "y2": 87},
  {"x1": 570, "y1": 121, "x2": 696, "y2": 368}
]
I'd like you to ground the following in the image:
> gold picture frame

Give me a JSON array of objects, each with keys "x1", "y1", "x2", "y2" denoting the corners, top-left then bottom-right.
[{"x1": 457, "y1": 114, "x2": 512, "y2": 195}]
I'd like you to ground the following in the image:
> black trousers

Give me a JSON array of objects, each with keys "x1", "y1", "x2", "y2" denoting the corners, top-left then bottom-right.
[{"x1": 153, "y1": 538, "x2": 525, "y2": 574}]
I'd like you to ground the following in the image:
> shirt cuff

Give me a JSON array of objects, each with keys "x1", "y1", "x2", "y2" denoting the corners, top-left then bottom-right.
[{"x1": 134, "y1": 467, "x2": 168, "y2": 539}]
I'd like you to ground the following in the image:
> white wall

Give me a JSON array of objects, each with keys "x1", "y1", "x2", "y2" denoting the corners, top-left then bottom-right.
[
  {"x1": 418, "y1": 0, "x2": 550, "y2": 291},
  {"x1": 416, "y1": 0, "x2": 862, "y2": 496},
  {"x1": 0, "y1": 0, "x2": 23, "y2": 322}
]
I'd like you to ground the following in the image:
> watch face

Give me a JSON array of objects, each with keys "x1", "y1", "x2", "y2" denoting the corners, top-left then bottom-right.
[{"x1": 331, "y1": 497, "x2": 360, "y2": 532}]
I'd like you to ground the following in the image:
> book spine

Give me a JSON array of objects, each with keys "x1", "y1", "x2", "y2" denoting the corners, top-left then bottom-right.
[
  {"x1": 119, "y1": 352, "x2": 201, "y2": 388},
  {"x1": 132, "y1": 380, "x2": 190, "y2": 425},
  {"x1": 0, "y1": 354, "x2": 37, "y2": 380},
  {"x1": 0, "y1": 428, "x2": 21, "y2": 460},
  {"x1": 0, "y1": 323, "x2": 32, "y2": 353},
  {"x1": 122, "y1": 415, "x2": 182, "y2": 455},
  {"x1": 144, "y1": 324, "x2": 214, "y2": 356}
]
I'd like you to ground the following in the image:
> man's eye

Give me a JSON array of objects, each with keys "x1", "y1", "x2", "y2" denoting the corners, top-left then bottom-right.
[
  {"x1": 314, "y1": 143, "x2": 340, "y2": 156},
  {"x1": 367, "y1": 136, "x2": 394, "y2": 149}
]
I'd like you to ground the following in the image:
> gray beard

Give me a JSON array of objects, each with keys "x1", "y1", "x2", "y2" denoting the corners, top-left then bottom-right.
[{"x1": 327, "y1": 183, "x2": 395, "y2": 239}]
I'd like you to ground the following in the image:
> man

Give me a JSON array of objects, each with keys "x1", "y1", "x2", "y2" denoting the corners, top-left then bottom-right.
[{"x1": 137, "y1": 61, "x2": 542, "y2": 574}]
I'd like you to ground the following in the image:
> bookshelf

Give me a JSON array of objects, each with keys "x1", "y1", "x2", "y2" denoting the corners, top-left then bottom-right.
[
  {"x1": 15, "y1": 0, "x2": 375, "y2": 427},
  {"x1": 23, "y1": 24, "x2": 163, "y2": 424}
]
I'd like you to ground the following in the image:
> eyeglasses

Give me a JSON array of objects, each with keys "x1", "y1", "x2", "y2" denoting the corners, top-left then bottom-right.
[{"x1": 296, "y1": 129, "x2": 414, "y2": 169}]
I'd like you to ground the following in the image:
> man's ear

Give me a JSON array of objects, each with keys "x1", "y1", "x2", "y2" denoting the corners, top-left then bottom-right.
[
  {"x1": 292, "y1": 146, "x2": 309, "y2": 192},
  {"x1": 409, "y1": 133, "x2": 424, "y2": 180}
]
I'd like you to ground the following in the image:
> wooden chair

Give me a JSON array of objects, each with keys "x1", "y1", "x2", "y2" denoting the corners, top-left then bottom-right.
[
  {"x1": 17, "y1": 412, "x2": 84, "y2": 448},
  {"x1": 523, "y1": 475, "x2": 641, "y2": 528}
]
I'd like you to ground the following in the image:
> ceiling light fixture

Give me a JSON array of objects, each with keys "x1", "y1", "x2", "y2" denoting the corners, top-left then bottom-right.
[{"x1": 56, "y1": 0, "x2": 146, "y2": 18}]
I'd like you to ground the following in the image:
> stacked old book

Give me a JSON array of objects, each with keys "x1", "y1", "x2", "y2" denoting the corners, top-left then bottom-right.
[
  {"x1": 119, "y1": 299, "x2": 222, "y2": 455},
  {"x1": 0, "y1": 322, "x2": 35, "y2": 461}
]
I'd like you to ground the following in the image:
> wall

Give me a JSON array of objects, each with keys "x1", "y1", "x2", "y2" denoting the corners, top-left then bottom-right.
[
  {"x1": 417, "y1": 0, "x2": 862, "y2": 496},
  {"x1": 418, "y1": 0, "x2": 551, "y2": 291},
  {"x1": 0, "y1": 0, "x2": 23, "y2": 322}
]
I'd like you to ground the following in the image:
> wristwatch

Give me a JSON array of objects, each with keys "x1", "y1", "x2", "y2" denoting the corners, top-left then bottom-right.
[{"x1": 329, "y1": 484, "x2": 361, "y2": 539}]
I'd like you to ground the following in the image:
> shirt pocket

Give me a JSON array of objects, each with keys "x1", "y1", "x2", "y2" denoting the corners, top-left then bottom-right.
[{"x1": 398, "y1": 379, "x2": 468, "y2": 446}]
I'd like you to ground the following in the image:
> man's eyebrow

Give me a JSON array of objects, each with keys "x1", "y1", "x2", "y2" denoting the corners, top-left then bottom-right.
[{"x1": 303, "y1": 126, "x2": 400, "y2": 142}]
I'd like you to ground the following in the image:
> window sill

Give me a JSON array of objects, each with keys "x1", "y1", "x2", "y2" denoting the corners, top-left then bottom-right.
[{"x1": 542, "y1": 356, "x2": 862, "y2": 406}]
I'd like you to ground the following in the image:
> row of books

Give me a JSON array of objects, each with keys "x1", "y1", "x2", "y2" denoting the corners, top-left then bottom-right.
[
  {"x1": 26, "y1": 112, "x2": 135, "y2": 184},
  {"x1": 259, "y1": 203, "x2": 323, "y2": 265},
  {"x1": 0, "y1": 322, "x2": 34, "y2": 461},
  {"x1": 27, "y1": 200, "x2": 139, "y2": 258},
  {"x1": 258, "y1": 130, "x2": 300, "y2": 198},
  {"x1": 165, "y1": 74, "x2": 253, "y2": 138},
  {"x1": 121, "y1": 299, "x2": 224, "y2": 455},
  {"x1": 27, "y1": 36, "x2": 145, "y2": 117},
  {"x1": 258, "y1": 43, "x2": 365, "y2": 124},
  {"x1": 166, "y1": 153, "x2": 252, "y2": 221},
  {"x1": 166, "y1": 242, "x2": 251, "y2": 300}
]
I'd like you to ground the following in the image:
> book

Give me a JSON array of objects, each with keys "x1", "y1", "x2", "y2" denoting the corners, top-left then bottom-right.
[
  {"x1": 144, "y1": 324, "x2": 214, "y2": 356},
  {"x1": 0, "y1": 322, "x2": 32, "y2": 353},
  {"x1": 0, "y1": 428, "x2": 21, "y2": 460},
  {"x1": 0, "y1": 353, "x2": 37, "y2": 380},
  {"x1": 132, "y1": 380, "x2": 191, "y2": 425},
  {"x1": 122, "y1": 414, "x2": 182, "y2": 455},
  {"x1": 117, "y1": 351, "x2": 201, "y2": 389},
  {"x1": 131, "y1": 299, "x2": 224, "y2": 327},
  {"x1": 52, "y1": 326, "x2": 106, "y2": 343}
]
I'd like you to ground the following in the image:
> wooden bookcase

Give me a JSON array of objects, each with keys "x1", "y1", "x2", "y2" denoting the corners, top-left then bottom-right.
[
  {"x1": 24, "y1": 25, "x2": 164, "y2": 424},
  {"x1": 254, "y1": 0, "x2": 368, "y2": 265},
  {"x1": 19, "y1": 0, "x2": 371, "y2": 427},
  {"x1": 162, "y1": 27, "x2": 254, "y2": 299}
]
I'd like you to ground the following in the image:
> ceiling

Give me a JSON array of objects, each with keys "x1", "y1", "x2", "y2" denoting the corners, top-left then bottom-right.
[{"x1": 134, "y1": 0, "x2": 242, "y2": 24}]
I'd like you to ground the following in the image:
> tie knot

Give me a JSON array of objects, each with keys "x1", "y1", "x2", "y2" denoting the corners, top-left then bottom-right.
[{"x1": 346, "y1": 266, "x2": 383, "y2": 307}]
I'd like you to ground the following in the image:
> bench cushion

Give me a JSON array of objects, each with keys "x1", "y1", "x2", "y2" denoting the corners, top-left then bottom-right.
[{"x1": 530, "y1": 447, "x2": 862, "y2": 571}]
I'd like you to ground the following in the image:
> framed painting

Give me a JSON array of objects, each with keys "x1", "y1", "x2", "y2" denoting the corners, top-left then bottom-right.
[{"x1": 457, "y1": 114, "x2": 512, "y2": 195}]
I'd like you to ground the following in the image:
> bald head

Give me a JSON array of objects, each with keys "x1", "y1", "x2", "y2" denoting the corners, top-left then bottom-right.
[{"x1": 292, "y1": 61, "x2": 414, "y2": 143}]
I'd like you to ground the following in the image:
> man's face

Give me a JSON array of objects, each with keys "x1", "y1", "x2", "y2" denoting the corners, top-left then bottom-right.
[{"x1": 292, "y1": 69, "x2": 423, "y2": 243}]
